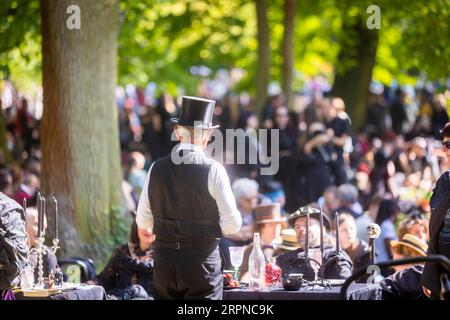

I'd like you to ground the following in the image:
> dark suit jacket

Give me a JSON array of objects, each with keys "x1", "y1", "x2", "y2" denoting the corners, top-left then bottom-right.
[
  {"x1": 382, "y1": 265, "x2": 425, "y2": 300},
  {"x1": 276, "y1": 246, "x2": 353, "y2": 281},
  {"x1": 421, "y1": 170, "x2": 450, "y2": 299}
]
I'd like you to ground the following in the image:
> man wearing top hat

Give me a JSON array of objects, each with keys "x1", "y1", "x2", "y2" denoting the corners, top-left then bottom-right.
[{"x1": 136, "y1": 96, "x2": 242, "y2": 300}]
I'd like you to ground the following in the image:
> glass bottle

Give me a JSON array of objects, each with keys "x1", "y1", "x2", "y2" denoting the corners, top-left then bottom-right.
[{"x1": 248, "y1": 233, "x2": 266, "y2": 290}]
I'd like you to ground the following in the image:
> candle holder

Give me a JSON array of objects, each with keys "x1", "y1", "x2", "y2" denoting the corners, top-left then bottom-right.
[
  {"x1": 29, "y1": 234, "x2": 46, "y2": 288},
  {"x1": 292, "y1": 206, "x2": 336, "y2": 290},
  {"x1": 300, "y1": 253, "x2": 335, "y2": 289},
  {"x1": 316, "y1": 258, "x2": 337, "y2": 289},
  {"x1": 28, "y1": 235, "x2": 62, "y2": 289},
  {"x1": 26, "y1": 194, "x2": 62, "y2": 290},
  {"x1": 50, "y1": 238, "x2": 60, "y2": 255},
  {"x1": 284, "y1": 254, "x2": 329, "y2": 290}
]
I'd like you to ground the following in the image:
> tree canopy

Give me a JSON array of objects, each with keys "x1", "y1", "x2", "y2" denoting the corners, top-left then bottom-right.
[{"x1": 1, "y1": 0, "x2": 449, "y2": 95}]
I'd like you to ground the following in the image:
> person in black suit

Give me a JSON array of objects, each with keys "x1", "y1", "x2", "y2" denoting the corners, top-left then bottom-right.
[
  {"x1": 0, "y1": 192, "x2": 28, "y2": 290},
  {"x1": 421, "y1": 122, "x2": 450, "y2": 299},
  {"x1": 136, "y1": 96, "x2": 242, "y2": 300}
]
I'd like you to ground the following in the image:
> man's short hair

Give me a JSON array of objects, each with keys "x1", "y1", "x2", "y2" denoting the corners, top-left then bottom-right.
[
  {"x1": 336, "y1": 212, "x2": 356, "y2": 229},
  {"x1": 324, "y1": 186, "x2": 339, "y2": 197},
  {"x1": 176, "y1": 125, "x2": 212, "y2": 144},
  {"x1": 337, "y1": 184, "x2": 358, "y2": 204},
  {"x1": 440, "y1": 122, "x2": 450, "y2": 138}
]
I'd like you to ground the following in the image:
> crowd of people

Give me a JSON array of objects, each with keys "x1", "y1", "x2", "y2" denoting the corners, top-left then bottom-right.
[{"x1": 0, "y1": 77, "x2": 449, "y2": 300}]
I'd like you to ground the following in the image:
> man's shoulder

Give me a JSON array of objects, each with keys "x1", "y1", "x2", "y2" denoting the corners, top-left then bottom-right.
[
  {"x1": 276, "y1": 249, "x2": 302, "y2": 265},
  {"x1": 0, "y1": 193, "x2": 22, "y2": 215},
  {"x1": 324, "y1": 247, "x2": 352, "y2": 262},
  {"x1": 440, "y1": 170, "x2": 450, "y2": 185},
  {"x1": 207, "y1": 158, "x2": 225, "y2": 170},
  {"x1": 147, "y1": 156, "x2": 168, "y2": 171},
  {"x1": 199, "y1": 154, "x2": 219, "y2": 166},
  {"x1": 430, "y1": 171, "x2": 450, "y2": 210},
  {"x1": 164, "y1": 149, "x2": 220, "y2": 167},
  {"x1": 150, "y1": 154, "x2": 225, "y2": 182},
  {"x1": 434, "y1": 170, "x2": 450, "y2": 189}
]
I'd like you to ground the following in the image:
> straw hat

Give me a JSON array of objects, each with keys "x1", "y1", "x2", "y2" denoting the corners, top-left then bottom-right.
[
  {"x1": 254, "y1": 202, "x2": 287, "y2": 224},
  {"x1": 274, "y1": 229, "x2": 300, "y2": 251},
  {"x1": 390, "y1": 233, "x2": 428, "y2": 257}
]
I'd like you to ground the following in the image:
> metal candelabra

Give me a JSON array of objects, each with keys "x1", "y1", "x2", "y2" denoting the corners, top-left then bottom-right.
[
  {"x1": 25, "y1": 195, "x2": 60, "y2": 289},
  {"x1": 292, "y1": 206, "x2": 341, "y2": 290},
  {"x1": 296, "y1": 254, "x2": 334, "y2": 289},
  {"x1": 29, "y1": 235, "x2": 45, "y2": 288}
]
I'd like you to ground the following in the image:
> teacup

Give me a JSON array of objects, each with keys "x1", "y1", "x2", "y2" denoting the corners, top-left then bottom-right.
[{"x1": 282, "y1": 273, "x2": 303, "y2": 291}]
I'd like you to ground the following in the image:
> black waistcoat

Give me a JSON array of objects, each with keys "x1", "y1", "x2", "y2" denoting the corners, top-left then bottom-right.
[{"x1": 148, "y1": 152, "x2": 222, "y2": 242}]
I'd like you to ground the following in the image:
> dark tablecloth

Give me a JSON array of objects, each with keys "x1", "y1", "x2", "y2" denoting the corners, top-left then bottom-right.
[
  {"x1": 50, "y1": 286, "x2": 106, "y2": 300},
  {"x1": 223, "y1": 283, "x2": 381, "y2": 300},
  {"x1": 15, "y1": 285, "x2": 106, "y2": 300}
]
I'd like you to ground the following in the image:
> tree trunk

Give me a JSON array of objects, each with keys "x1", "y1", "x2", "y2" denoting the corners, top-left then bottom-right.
[
  {"x1": 40, "y1": 0, "x2": 124, "y2": 265},
  {"x1": 332, "y1": 16, "x2": 379, "y2": 130},
  {"x1": 255, "y1": 0, "x2": 270, "y2": 115},
  {"x1": 281, "y1": 0, "x2": 296, "y2": 109}
]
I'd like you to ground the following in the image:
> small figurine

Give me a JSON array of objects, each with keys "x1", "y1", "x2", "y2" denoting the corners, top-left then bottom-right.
[{"x1": 52, "y1": 265, "x2": 64, "y2": 286}]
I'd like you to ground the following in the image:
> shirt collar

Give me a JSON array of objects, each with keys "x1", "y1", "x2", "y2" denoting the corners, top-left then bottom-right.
[{"x1": 176, "y1": 143, "x2": 205, "y2": 154}]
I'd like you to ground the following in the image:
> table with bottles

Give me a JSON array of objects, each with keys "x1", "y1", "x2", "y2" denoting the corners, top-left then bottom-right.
[
  {"x1": 223, "y1": 283, "x2": 382, "y2": 300},
  {"x1": 225, "y1": 232, "x2": 381, "y2": 300}
]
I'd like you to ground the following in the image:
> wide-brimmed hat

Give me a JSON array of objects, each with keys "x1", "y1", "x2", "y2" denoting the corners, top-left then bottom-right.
[
  {"x1": 254, "y1": 202, "x2": 287, "y2": 224},
  {"x1": 390, "y1": 233, "x2": 428, "y2": 257},
  {"x1": 288, "y1": 206, "x2": 332, "y2": 231},
  {"x1": 274, "y1": 229, "x2": 300, "y2": 251},
  {"x1": 170, "y1": 96, "x2": 219, "y2": 129}
]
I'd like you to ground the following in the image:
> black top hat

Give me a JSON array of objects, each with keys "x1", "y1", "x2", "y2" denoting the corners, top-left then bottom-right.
[{"x1": 170, "y1": 96, "x2": 219, "y2": 129}]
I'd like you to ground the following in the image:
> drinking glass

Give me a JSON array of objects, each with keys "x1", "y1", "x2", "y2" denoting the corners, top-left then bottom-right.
[
  {"x1": 20, "y1": 266, "x2": 34, "y2": 290},
  {"x1": 229, "y1": 246, "x2": 245, "y2": 281}
]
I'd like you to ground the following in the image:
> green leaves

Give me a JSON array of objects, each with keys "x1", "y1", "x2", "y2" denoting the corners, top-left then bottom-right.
[
  {"x1": 1, "y1": 0, "x2": 449, "y2": 93},
  {"x1": 0, "y1": 0, "x2": 40, "y2": 53},
  {"x1": 0, "y1": 0, "x2": 41, "y2": 87},
  {"x1": 117, "y1": 0, "x2": 257, "y2": 93}
]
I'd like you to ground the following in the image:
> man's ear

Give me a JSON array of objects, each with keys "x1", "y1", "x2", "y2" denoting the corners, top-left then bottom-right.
[
  {"x1": 203, "y1": 129, "x2": 213, "y2": 145},
  {"x1": 174, "y1": 125, "x2": 182, "y2": 141},
  {"x1": 205, "y1": 129, "x2": 213, "y2": 140}
]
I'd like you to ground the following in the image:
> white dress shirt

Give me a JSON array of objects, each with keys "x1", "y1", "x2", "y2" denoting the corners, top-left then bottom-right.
[{"x1": 136, "y1": 143, "x2": 242, "y2": 235}]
